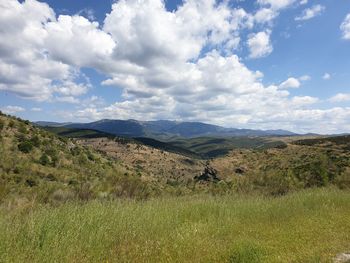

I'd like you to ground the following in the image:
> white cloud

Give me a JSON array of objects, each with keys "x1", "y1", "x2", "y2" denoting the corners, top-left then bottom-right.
[
  {"x1": 254, "y1": 8, "x2": 277, "y2": 24},
  {"x1": 300, "y1": 0, "x2": 308, "y2": 5},
  {"x1": 247, "y1": 31, "x2": 273, "y2": 58},
  {"x1": 278, "y1": 77, "x2": 301, "y2": 89},
  {"x1": 340, "y1": 14, "x2": 350, "y2": 40},
  {"x1": 299, "y1": 75, "x2": 311, "y2": 81},
  {"x1": 257, "y1": 0, "x2": 297, "y2": 10},
  {"x1": 329, "y1": 93, "x2": 350, "y2": 103},
  {"x1": 323, "y1": 73, "x2": 331, "y2": 80},
  {"x1": 1, "y1": 105, "x2": 25, "y2": 114},
  {"x1": 31, "y1": 107, "x2": 42, "y2": 112},
  {"x1": 55, "y1": 96, "x2": 80, "y2": 104},
  {"x1": 0, "y1": 0, "x2": 110, "y2": 101},
  {"x1": 45, "y1": 15, "x2": 116, "y2": 67},
  {"x1": 295, "y1": 5, "x2": 325, "y2": 21},
  {"x1": 291, "y1": 96, "x2": 318, "y2": 106},
  {"x1": 1, "y1": 0, "x2": 350, "y2": 134}
]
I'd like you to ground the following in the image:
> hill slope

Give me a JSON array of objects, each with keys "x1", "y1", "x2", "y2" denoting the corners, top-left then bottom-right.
[{"x1": 0, "y1": 114, "x2": 155, "y2": 204}]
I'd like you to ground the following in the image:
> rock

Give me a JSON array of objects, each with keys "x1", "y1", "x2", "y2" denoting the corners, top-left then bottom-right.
[
  {"x1": 194, "y1": 165, "x2": 221, "y2": 182},
  {"x1": 334, "y1": 253, "x2": 350, "y2": 263},
  {"x1": 235, "y1": 167, "x2": 245, "y2": 175}
]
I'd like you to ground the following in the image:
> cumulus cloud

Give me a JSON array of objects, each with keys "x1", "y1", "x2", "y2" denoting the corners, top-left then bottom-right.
[
  {"x1": 340, "y1": 14, "x2": 350, "y2": 40},
  {"x1": 299, "y1": 75, "x2": 311, "y2": 81},
  {"x1": 31, "y1": 107, "x2": 42, "y2": 112},
  {"x1": 323, "y1": 73, "x2": 331, "y2": 80},
  {"x1": 247, "y1": 31, "x2": 273, "y2": 58},
  {"x1": 1, "y1": 105, "x2": 25, "y2": 114},
  {"x1": 295, "y1": 5, "x2": 325, "y2": 21},
  {"x1": 254, "y1": 8, "x2": 278, "y2": 24},
  {"x1": 279, "y1": 77, "x2": 301, "y2": 89},
  {"x1": 329, "y1": 93, "x2": 350, "y2": 103},
  {"x1": 0, "y1": 0, "x2": 110, "y2": 101},
  {"x1": 257, "y1": 0, "x2": 297, "y2": 10},
  {"x1": 1, "y1": 0, "x2": 350, "y2": 133}
]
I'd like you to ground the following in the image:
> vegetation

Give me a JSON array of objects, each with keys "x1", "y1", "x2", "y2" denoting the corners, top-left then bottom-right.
[
  {"x1": 1, "y1": 113, "x2": 350, "y2": 262},
  {"x1": 42, "y1": 127, "x2": 116, "y2": 139},
  {"x1": 0, "y1": 114, "x2": 155, "y2": 204},
  {"x1": 0, "y1": 188, "x2": 349, "y2": 262},
  {"x1": 166, "y1": 136, "x2": 287, "y2": 158}
]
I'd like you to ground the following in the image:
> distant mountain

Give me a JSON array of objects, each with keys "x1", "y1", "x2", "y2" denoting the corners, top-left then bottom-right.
[
  {"x1": 35, "y1": 121, "x2": 73, "y2": 127},
  {"x1": 36, "y1": 119, "x2": 299, "y2": 138}
]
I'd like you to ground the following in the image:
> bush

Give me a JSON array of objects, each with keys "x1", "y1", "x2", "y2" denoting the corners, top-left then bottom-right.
[
  {"x1": 8, "y1": 120, "x2": 15, "y2": 128},
  {"x1": 39, "y1": 154, "x2": 50, "y2": 166},
  {"x1": 18, "y1": 141, "x2": 33, "y2": 153},
  {"x1": 0, "y1": 119, "x2": 4, "y2": 130},
  {"x1": 18, "y1": 123, "x2": 27, "y2": 134},
  {"x1": 30, "y1": 135, "x2": 41, "y2": 147},
  {"x1": 45, "y1": 148, "x2": 58, "y2": 166}
]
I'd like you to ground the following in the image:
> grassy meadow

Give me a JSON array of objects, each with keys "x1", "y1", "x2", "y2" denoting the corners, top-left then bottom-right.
[{"x1": 1, "y1": 188, "x2": 350, "y2": 263}]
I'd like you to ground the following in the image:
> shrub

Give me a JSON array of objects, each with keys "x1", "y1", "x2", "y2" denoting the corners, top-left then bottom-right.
[
  {"x1": 39, "y1": 154, "x2": 50, "y2": 166},
  {"x1": 45, "y1": 148, "x2": 58, "y2": 166},
  {"x1": 25, "y1": 178, "x2": 37, "y2": 187},
  {"x1": 0, "y1": 119, "x2": 4, "y2": 130},
  {"x1": 18, "y1": 123, "x2": 27, "y2": 134},
  {"x1": 18, "y1": 140, "x2": 33, "y2": 153},
  {"x1": 30, "y1": 135, "x2": 41, "y2": 147},
  {"x1": 8, "y1": 120, "x2": 15, "y2": 128}
]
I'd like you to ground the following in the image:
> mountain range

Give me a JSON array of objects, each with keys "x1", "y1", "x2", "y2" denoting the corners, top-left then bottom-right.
[{"x1": 36, "y1": 119, "x2": 298, "y2": 138}]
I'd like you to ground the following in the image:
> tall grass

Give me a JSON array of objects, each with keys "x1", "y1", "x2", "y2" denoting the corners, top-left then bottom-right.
[{"x1": 0, "y1": 188, "x2": 350, "y2": 262}]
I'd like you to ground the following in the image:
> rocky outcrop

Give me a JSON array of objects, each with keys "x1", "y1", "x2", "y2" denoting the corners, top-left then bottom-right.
[{"x1": 194, "y1": 165, "x2": 221, "y2": 182}]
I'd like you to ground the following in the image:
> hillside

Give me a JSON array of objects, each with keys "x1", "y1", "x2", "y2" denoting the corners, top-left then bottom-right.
[
  {"x1": 0, "y1": 113, "x2": 156, "y2": 204},
  {"x1": 166, "y1": 136, "x2": 287, "y2": 158},
  {"x1": 2, "y1": 113, "x2": 350, "y2": 262},
  {"x1": 77, "y1": 138, "x2": 205, "y2": 184},
  {"x1": 2, "y1": 112, "x2": 350, "y2": 204},
  {"x1": 44, "y1": 126, "x2": 288, "y2": 158}
]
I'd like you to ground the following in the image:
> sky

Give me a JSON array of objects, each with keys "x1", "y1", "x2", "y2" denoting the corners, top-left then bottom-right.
[{"x1": 0, "y1": 0, "x2": 350, "y2": 134}]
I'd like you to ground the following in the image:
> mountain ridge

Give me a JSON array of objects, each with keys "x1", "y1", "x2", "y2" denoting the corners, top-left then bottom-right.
[{"x1": 36, "y1": 119, "x2": 299, "y2": 138}]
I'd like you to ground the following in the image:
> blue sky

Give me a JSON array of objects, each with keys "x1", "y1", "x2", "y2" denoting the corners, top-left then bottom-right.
[{"x1": 0, "y1": 0, "x2": 350, "y2": 133}]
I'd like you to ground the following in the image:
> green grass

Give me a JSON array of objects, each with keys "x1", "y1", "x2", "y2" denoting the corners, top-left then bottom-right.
[{"x1": 1, "y1": 188, "x2": 350, "y2": 263}]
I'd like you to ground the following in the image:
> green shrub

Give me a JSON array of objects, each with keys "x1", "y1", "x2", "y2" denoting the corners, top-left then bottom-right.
[
  {"x1": 39, "y1": 154, "x2": 50, "y2": 166},
  {"x1": 18, "y1": 140, "x2": 33, "y2": 153},
  {"x1": 0, "y1": 119, "x2": 4, "y2": 130},
  {"x1": 30, "y1": 135, "x2": 41, "y2": 147},
  {"x1": 45, "y1": 148, "x2": 58, "y2": 166},
  {"x1": 18, "y1": 123, "x2": 27, "y2": 134},
  {"x1": 8, "y1": 120, "x2": 15, "y2": 128}
]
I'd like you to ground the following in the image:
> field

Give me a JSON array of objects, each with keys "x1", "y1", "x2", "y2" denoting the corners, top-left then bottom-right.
[{"x1": 1, "y1": 188, "x2": 350, "y2": 263}]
